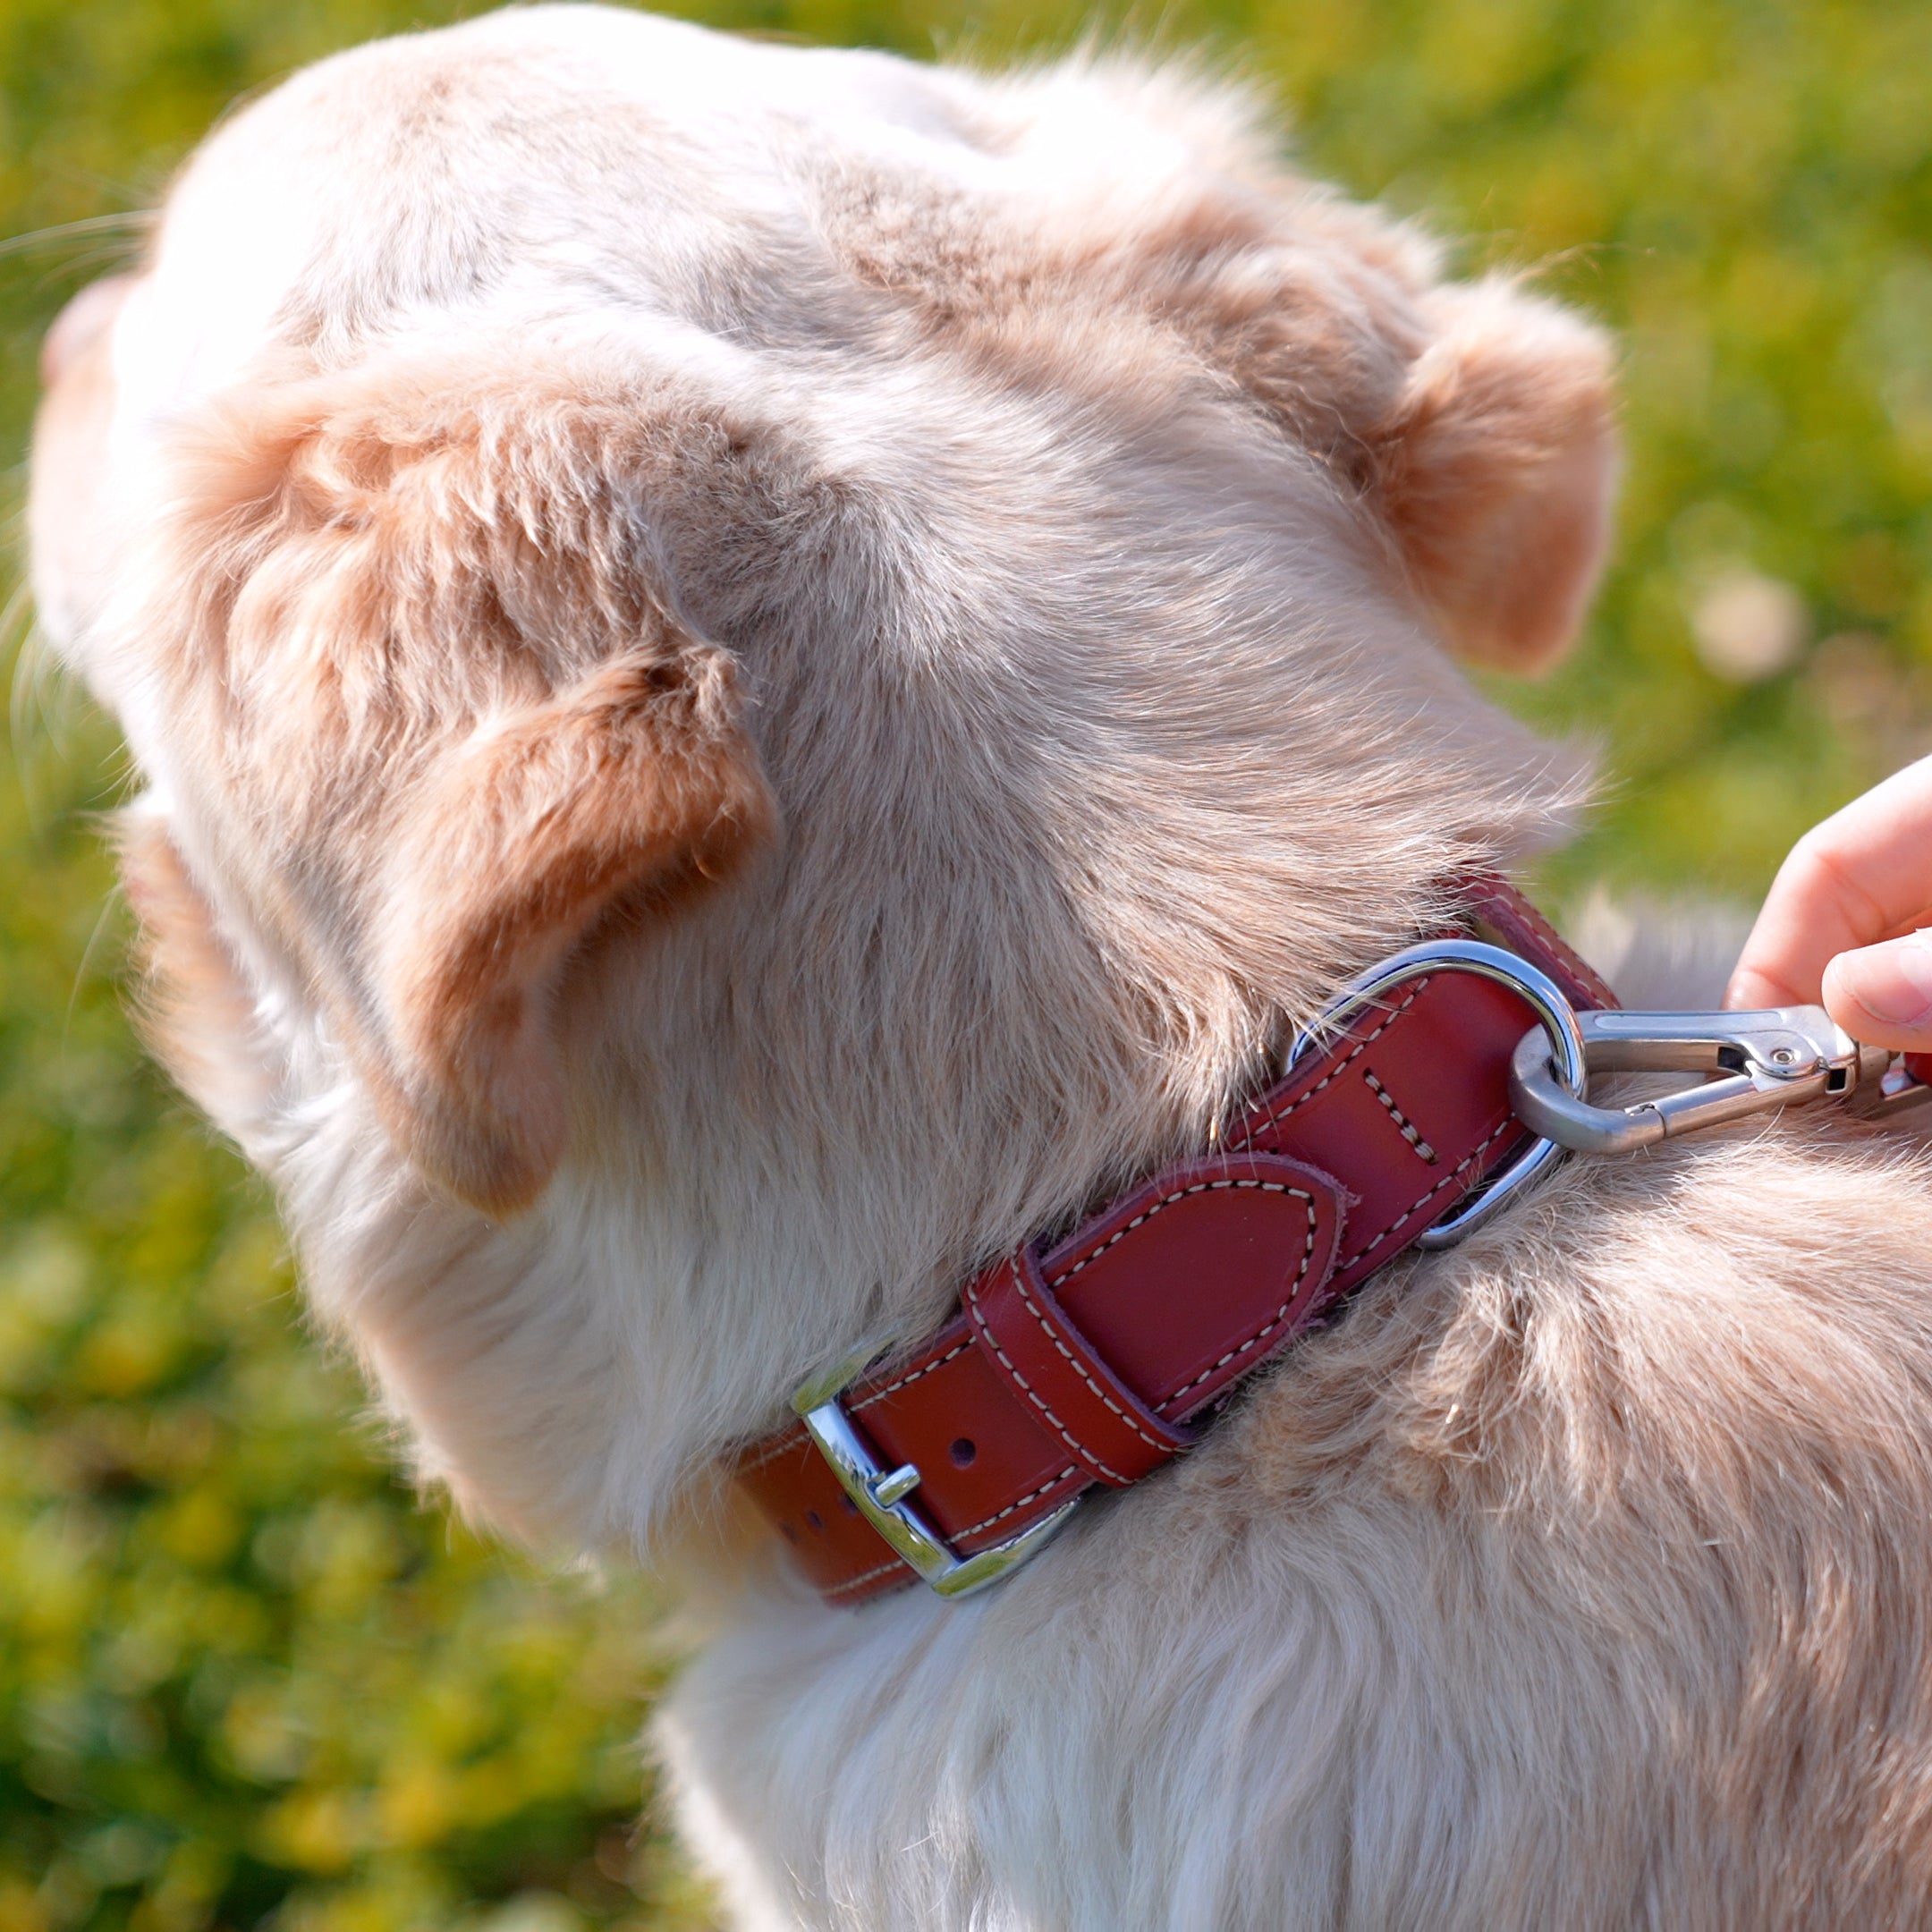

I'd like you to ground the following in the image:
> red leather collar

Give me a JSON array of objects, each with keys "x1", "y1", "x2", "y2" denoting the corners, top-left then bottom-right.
[{"x1": 737, "y1": 878, "x2": 1614, "y2": 1606}]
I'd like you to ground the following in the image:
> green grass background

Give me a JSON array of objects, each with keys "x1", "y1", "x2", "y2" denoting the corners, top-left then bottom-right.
[{"x1": 3, "y1": 0, "x2": 1930, "y2": 1923}]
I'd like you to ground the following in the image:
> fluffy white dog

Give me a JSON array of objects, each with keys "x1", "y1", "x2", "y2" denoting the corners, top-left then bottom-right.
[{"x1": 30, "y1": 8, "x2": 1932, "y2": 1926}]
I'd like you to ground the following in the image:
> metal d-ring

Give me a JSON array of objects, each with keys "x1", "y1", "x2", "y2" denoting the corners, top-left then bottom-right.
[{"x1": 1285, "y1": 938, "x2": 1589, "y2": 1250}]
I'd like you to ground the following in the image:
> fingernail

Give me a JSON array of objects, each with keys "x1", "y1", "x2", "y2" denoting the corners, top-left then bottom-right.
[{"x1": 1840, "y1": 932, "x2": 1932, "y2": 1027}]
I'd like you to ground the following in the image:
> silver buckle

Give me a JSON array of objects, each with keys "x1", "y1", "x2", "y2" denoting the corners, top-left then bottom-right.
[
  {"x1": 791, "y1": 1352, "x2": 1080, "y2": 1599},
  {"x1": 1285, "y1": 937, "x2": 1588, "y2": 1250},
  {"x1": 1509, "y1": 1005, "x2": 1907, "y2": 1153}
]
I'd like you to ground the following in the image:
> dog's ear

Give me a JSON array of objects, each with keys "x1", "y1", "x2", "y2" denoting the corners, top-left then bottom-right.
[
  {"x1": 1369, "y1": 280, "x2": 1618, "y2": 674},
  {"x1": 1197, "y1": 250, "x2": 1616, "y2": 673},
  {"x1": 145, "y1": 355, "x2": 775, "y2": 1215},
  {"x1": 369, "y1": 641, "x2": 767, "y2": 1215}
]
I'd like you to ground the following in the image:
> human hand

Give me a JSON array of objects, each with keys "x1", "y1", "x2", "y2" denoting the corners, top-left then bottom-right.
[{"x1": 1727, "y1": 753, "x2": 1932, "y2": 1050}]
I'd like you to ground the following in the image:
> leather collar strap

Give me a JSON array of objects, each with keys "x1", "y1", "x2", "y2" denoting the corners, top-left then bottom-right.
[{"x1": 737, "y1": 878, "x2": 1616, "y2": 1606}]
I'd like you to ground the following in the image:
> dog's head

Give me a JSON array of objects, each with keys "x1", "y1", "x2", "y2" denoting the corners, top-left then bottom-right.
[{"x1": 29, "y1": 6, "x2": 1616, "y2": 1551}]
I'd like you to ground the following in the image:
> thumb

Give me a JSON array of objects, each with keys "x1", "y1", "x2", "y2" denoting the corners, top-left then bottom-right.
[{"x1": 1821, "y1": 931, "x2": 1932, "y2": 1051}]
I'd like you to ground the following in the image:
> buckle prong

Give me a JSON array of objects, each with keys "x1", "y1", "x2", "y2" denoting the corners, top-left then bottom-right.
[{"x1": 869, "y1": 1462, "x2": 922, "y2": 1508}]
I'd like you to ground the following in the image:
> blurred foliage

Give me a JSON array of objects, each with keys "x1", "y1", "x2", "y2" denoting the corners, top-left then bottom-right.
[
  {"x1": 2, "y1": 0, "x2": 1930, "y2": 1924},
  {"x1": 0, "y1": 749, "x2": 719, "y2": 1907}
]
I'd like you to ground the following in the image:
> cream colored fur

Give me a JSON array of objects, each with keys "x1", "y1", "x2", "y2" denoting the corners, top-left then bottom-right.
[{"x1": 29, "y1": 10, "x2": 1932, "y2": 1927}]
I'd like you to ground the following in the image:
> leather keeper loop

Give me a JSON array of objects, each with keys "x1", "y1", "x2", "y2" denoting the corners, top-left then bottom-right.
[{"x1": 964, "y1": 1245, "x2": 1193, "y2": 1487}]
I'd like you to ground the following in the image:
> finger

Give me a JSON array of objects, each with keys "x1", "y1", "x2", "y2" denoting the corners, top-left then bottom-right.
[
  {"x1": 1725, "y1": 838, "x2": 1887, "y2": 1010},
  {"x1": 1726, "y1": 754, "x2": 1932, "y2": 1011},
  {"x1": 1821, "y1": 933, "x2": 1932, "y2": 1050}
]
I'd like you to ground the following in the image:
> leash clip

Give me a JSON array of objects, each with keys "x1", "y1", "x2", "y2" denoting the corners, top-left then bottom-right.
[{"x1": 1510, "y1": 1005, "x2": 1926, "y2": 1154}]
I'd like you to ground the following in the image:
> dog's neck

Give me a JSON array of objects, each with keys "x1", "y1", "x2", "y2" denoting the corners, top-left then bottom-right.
[{"x1": 270, "y1": 859, "x2": 1582, "y2": 1570}]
